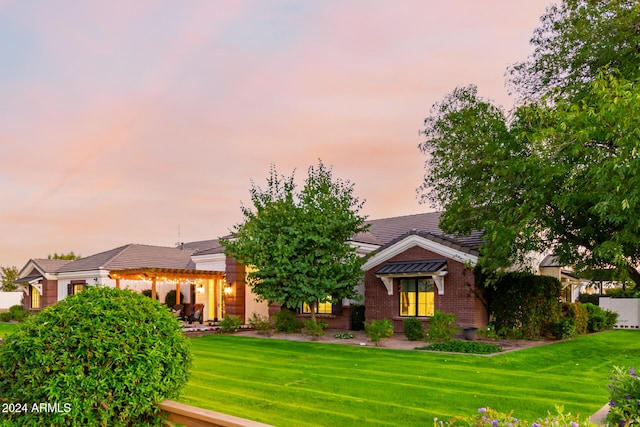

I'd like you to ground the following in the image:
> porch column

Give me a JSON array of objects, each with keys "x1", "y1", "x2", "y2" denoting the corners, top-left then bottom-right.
[
  {"x1": 176, "y1": 282, "x2": 181, "y2": 304},
  {"x1": 152, "y1": 277, "x2": 157, "y2": 300},
  {"x1": 116, "y1": 278, "x2": 121, "y2": 289}
]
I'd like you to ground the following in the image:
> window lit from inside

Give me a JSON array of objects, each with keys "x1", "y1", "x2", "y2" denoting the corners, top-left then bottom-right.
[
  {"x1": 302, "y1": 300, "x2": 332, "y2": 314},
  {"x1": 30, "y1": 285, "x2": 41, "y2": 309},
  {"x1": 399, "y1": 278, "x2": 434, "y2": 317}
]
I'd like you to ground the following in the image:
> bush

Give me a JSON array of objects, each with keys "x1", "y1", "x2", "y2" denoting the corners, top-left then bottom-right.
[
  {"x1": 550, "y1": 318, "x2": 577, "y2": 339},
  {"x1": 219, "y1": 315, "x2": 242, "y2": 333},
  {"x1": 303, "y1": 318, "x2": 328, "y2": 340},
  {"x1": 0, "y1": 312, "x2": 11, "y2": 322},
  {"x1": 577, "y1": 293, "x2": 602, "y2": 305},
  {"x1": 607, "y1": 366, "x2": 640, "y2": 426},
  {"x1": 550, "y1": 302, "x2": 588, "y2": 339},
  {"x1": 426, "y1": 310, "x2": 459, "y2": 342},
  {"x1": 364, "y1": 319, "x2": 394, "y2": 346},
  {"x1": 416, "y1": 340, "x2": 502, "y2": 354},
  {"x1": 273, "y1": 308, "x2": 302, "y2": 333},
  {"x1": 444, "y1": 406, "x2": 597, "y2": 426},
  {"x1": 164, "y1": 289, "x2": 184, "y2": 308},
  {"x1": 351, "y1": 304, "x2": 365, "y2": 331},
  {"x1": 403, "y1": 317, "x2": 424, "y2": 341},
  {"x1": 8, "y1": 305, "x2": 28, "y2": 322},
  {"x1": 248, "y1": 312, "x2": 272, "y2": 335},
  {"x1": 141, "y1": 289, "x2": 159, "y2": 300},
  {"x1": 0, "y1": 286, "x2": 191, "y2": 427},
  {"x1": 584, "y1": 302, "x2": 618, "y2": 332}
]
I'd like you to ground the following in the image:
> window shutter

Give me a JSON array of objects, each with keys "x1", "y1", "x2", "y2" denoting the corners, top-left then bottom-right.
[{"x1": 67, "y1": 283, "x2": 73, "y2": 297}]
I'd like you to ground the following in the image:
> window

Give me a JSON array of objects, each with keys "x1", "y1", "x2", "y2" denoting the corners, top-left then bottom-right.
[
  {"x1": 399, "y1": 278, "x2": 434, "y2": 317},
  {"x1": 302, "y1": 300, "x2": 333, "y2": 314},
  {"x1": 68, "y1": 282, "x2": 86, "y2": 297},
  {"x1": 30, "y1": 285, "x2": 41, "y2": 309}
]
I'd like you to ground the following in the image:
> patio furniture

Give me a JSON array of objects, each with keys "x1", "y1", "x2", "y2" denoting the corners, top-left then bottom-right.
[
  {"x1": 172, "y1": 304, "x2": 184, "y2": 319},
  {"x1": 188, "y1": 304, "x2": 204, "y2": 324}
]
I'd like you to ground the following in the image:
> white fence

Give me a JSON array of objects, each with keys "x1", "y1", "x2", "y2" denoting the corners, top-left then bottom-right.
[
  {"x1": 0, "y1": 291, "x2": 23, "y2": 310},
  {"x1": 599, "y1": 297, "x2": 640, "y2": 329}
]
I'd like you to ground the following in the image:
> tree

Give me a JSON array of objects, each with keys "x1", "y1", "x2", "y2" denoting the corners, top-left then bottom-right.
[
  {"x1": 1, "y1": 266, "x2": 19, "y2": 292},
  {"x1": 47, "y1": 251, "x2": 80, "y2": 260},
  {"x1": 419, "y1": 0, "x2": 640, "y2": 285},
  {"x1": 220, "y1": 160, "x2": 368, "y2": 322}
]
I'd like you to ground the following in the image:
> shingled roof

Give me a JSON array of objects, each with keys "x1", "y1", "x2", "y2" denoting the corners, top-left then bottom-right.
[
  {"x1": 350, "y1": 212, "x2": 482, "y2": 251},
  {"x1": 56, "y1": 244, "x2": 196, "y2": 273}
]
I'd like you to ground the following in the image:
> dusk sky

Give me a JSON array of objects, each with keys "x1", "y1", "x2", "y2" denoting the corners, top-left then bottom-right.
[{"x1": 1, "y1": 1, "x2": 552, "y2": 268}]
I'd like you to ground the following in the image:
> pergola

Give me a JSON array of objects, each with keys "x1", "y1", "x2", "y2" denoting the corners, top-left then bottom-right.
[{"x1": 108, "y1": 267, "x2": 225, "y2": 304}]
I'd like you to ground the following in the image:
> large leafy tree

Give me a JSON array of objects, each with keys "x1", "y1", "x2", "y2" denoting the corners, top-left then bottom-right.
[
  {"x1": 1, "y1": 266, "x2": 19, "y2": 292},
  {"x1": 221, "y1": 160, "x2": 368, "y2": 321},
  {"x1": 419, "y1": 0, "x2": 640, "y2": 284}
]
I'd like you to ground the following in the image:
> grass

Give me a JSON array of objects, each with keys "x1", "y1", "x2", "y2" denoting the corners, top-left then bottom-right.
[
  {"x1": 0, "y1": 322, "x2": 17, "y2": 337},
  {"x1": 181, "y1": 330, "x2": 640, "y2": 427}
]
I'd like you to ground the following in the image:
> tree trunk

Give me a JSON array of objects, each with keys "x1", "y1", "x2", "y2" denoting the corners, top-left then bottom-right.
[{"x1": 310, "y1": 301, "x2": 317, "y2": 323}]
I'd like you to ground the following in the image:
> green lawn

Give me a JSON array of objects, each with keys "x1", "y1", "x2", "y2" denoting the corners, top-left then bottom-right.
[
  {"x1": 0, "y1": 322, "x2": 17, "y2": 337},
  {"x1": 182, "y1": 330, "x2": 640, "y2": 427}
]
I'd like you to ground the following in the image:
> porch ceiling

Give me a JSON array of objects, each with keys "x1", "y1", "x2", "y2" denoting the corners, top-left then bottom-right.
[{"x1": 108, "y1": 267, "x2": 224, "y2": 282}]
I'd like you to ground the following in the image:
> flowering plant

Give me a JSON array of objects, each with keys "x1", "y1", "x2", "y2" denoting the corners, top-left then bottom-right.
[
  {"x1": 434, "y1": 406, "x2": 597, "y2": 426},
  {"x1": 607, "y1": 366, "x2": 640, "y2": 426}
]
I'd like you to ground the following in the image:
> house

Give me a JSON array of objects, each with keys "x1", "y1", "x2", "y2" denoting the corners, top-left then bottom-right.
[{"x1": 16, "y1": 211, "x2": 572, "y2": 332}]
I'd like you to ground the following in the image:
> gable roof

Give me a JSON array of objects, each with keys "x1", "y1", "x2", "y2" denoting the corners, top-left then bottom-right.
[
  {"x1": 351, "y1": 212, "x2": 482, "y2": 251},
  {"x1": 57, "y1": 244, "x2": 196, "y2": 273},
  {"x1": 18, "y1": 258, "x2": 73, "y2": 277}
]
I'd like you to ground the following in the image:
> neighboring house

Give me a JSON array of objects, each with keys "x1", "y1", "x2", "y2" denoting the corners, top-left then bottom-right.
[
  {"x1": 17, "y1": 211, "x2": 575, "y2": 332},
  {"x1": 537, "y1": 255, "x2": 584, "y2": 302}
]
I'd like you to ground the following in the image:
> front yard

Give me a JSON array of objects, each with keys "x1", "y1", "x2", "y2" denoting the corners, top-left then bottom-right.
[{"x1": 181, "y1": 330, "x2": 640, "y2": 426}]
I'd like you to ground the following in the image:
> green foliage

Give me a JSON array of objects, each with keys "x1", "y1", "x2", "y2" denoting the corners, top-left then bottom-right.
[
  {"x1": 606, "y1": 287, "x2": 640, "y2": 298},
  {"x1": 549, "y1": 318, "x2": 577, "y2": 340},
  {"x1": 273, "y1": 308, "x2": 302, "y2": 333},
  {"x1": 426, "y1": 310, "x2": 459, "y2": 343},
  {"x1": 0, "y1": 312, "x2": 11, "y2": 322},
  {"x1": 220, "y1": 160, "x2": 368, "y2": 319},
  {"x1": 444, "y1": 406, "x2": 597, "y2": 426},
  {"x1": 584, "y1": 303, "x2": 618, "y2": 332},
  {"x1": 303, "y1": 318, "x2": 328, "y2": 340},
  {"x1": 607, "y1": 366, "x2": 640, "y2": 426},
  {"x1": 364, "y1": 319, "x2": 394, "y2": 346},
  {"x1": 7, "y1": 305, "x2": 28, "y2": 322},
  {"x1": 350, "y1": 304, "x2": 365, "y2": 331},
  {"x1": 419, "y1": 0, "x2": 640, "y2": 287},
  {"x1": 0, "y1": 265, "x2": 18, "y2": 291},
  {"x1": 481, "y1": 272, "x2": 562, "y2": 339},
  {"x1": 334, "y1": 331, "x2": 354, "y2": 339},
  {"x1": 577, "y1": 293, "x2": 602, "y2": 305},
  {"x1": 0, "y1": 286, "x2": 191, "y2": 427},
  {"x1": 47, "y1": 251, "x2": 80, "y2": 260},
  {"x1": 248, "y1": 312, "x2": 272, "y2": 335},
  {"x1": 141, "y1": 289, "x2": 159, "y2": 300},
  {"x1": 164, "y1": 289, "x2": 184, "y2": 308},
  {"x1": 403, "y1": 317, "x2": 424, "y2": 341},
  {"x1": 564, "y1": 302, "x2": 588, "y2": 335},
  {"x1": 416, "y1": 340, "x2": 502, "y2": 354},
  {"x1": 219, "y1": 315, "x2": 242, "y2": 333}
]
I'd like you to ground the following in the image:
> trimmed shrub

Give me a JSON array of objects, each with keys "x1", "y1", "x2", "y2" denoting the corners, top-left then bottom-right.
[
  {"x1": 273, "y1": 308, "x2": 302, "y2": 333},
  {"x1": 0, "y1": 286, "x2": 191, "y2": 427},
  {"x1": 417, "y1": 340, "x2": 502, "y2": 354},
  {"x1": 8, "y1": 305, "x2": 28, "y2": 322},
  {"x1": 0, "y1": 312, "x2": 11, "y2": 322},
  {"x1": 480, "y1": 271, "x2": 562, "y2": 339},
  {"x1": 141, "y1": 289, "x2": 159, "y2": 300},
  {"x1": 351, "y1": 304, "x2": 365, "y2": 331},
  {"x1": 219, "y1": 315, "x2": 242, "y2": 333},
  {"x1": 403, "y1": 317, "x2": 424, "y2": 341},
  {"x1": 583, "y1": 302, "x2": 619, "y2": 332},
  {"x1": 364, "y1": 319, "x2": 394, "y2": 346},
  {"x1": 550, "y1": 318, "x2": 577, "y2": 339},
  {"x1": 577, "y1": 293, "x2": 601, "y2": 305},
  {"x1": 164, "y1": 289, "x2": 184, "y2": 308},
  {"x1": 426, "y1": 310, "x2": 459, "y2": 343}
]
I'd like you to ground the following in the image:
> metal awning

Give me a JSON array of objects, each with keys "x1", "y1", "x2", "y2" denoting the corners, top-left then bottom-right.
[{"x1": 376, "y1": 259, "x2": 447, "y2": 275}]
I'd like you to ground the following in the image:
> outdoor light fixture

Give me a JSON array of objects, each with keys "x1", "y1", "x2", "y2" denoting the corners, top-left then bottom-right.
[{"x1": 223, "y1": 284, "x2": 233, "y2": 295}]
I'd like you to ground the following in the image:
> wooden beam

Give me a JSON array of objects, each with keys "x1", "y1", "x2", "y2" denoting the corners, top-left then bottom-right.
[
  {"x1": 157, "y1": 400, "x2": 274, "y2": 427},
  {"x1": 152, "y1": 277, "x2": 157, "y2": 300},
  {"x1": 176, "y1": 282, "x2": 181, "y2": 304}
]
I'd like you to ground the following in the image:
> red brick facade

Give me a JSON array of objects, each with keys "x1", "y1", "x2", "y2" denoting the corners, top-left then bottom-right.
[
  {"x1": 225, "y1": 257, "x2": 246, "y2": 322},
  {"x1": 364, "y1": 245, "x2": 487, "y2": 333}
]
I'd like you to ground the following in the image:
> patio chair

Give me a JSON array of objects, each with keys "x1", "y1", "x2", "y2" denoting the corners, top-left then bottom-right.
[
  {"x1": 172, "y1": 304, "x2": 184, "y2": 319},
  {"x1": 187, "y1": 303, "x2": 204, "y2": 325}
]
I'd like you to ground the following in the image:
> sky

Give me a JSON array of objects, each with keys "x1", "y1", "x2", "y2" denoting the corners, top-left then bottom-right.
[{"x1": 0, "y1": 0, "x2": 553, "y2": 268}]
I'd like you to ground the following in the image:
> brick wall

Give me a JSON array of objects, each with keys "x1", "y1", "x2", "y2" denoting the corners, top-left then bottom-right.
[
  {"x1": 225, "y1": 257, "x2": 246, "y2": 323},
  {"x1": 364, "y1": 245, "x2": 487, "y2": 333}
]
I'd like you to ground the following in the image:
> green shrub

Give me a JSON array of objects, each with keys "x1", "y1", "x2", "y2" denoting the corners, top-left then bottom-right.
[
  {"x1": 584, "y1": 302, "x2": 610, "y2": 332},
  {"x1": 303, "y1": 318, "x2": 328, "y2": 340},
  {"x1": 350, "y1": 304, "x2": 365, "y2": 331},
  {"x1": 426, "y1": 310, "x2": 459, "y2": 342},
  {"x1": 577, "y1": 293, "x2": 602, "y2": 305},
  {"x1": 0, "y1": 312, "x2": 11, "y2": 322},
  {"x1": 550, "y1": 318, "x2": 577, "y2": 339},
  {"x1": 248, "y1": 312, "x2": 272, "y2": 335},
  {"x1": 364, "y1": 319, "x2": 394, "y2": 346},
  {"x1": 0, "y1": 286, "x2": 191, "y2": 427},
  {"x1": 219, "y1": 315, "x2": 242, "y2": 333},
  {"x1": 334, "y1": 331, "x2": 354, "y2": 339},
  {"x1": 444, "y1": 406, "x2": 597, "y2": 426},
  {"x1": 8, "y1": 305, "x2": 28, "y2": 322},
  {"x1": 607, "y1": 366, "x2": 640, "y2": 426},
  {"x1": 416, "y1": 340, "x2": 502, "y2": 354},
  {"x1": 605, "y1": 309, "x2": 620, "y2": 329},
  {"x1": 480, "y1": 271, "x2": 562, "y2": 339},
  {"x1": 141, "y1": 289, "x2": 159, "y2": 300},
  {"x1": 403, "y1": 317, "x2": 424, "y2": 341},
  {"x1": 164, "y1": 289, "x2": 184, "y2": 308},
  {"x1": 273, "y1": 308, "x2": 302, "y2": 333}
]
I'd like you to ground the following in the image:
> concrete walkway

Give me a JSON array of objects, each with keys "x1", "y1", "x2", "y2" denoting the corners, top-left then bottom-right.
[{"x1": 590, "y1": 404, "x2": 609, "y2": 425}]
